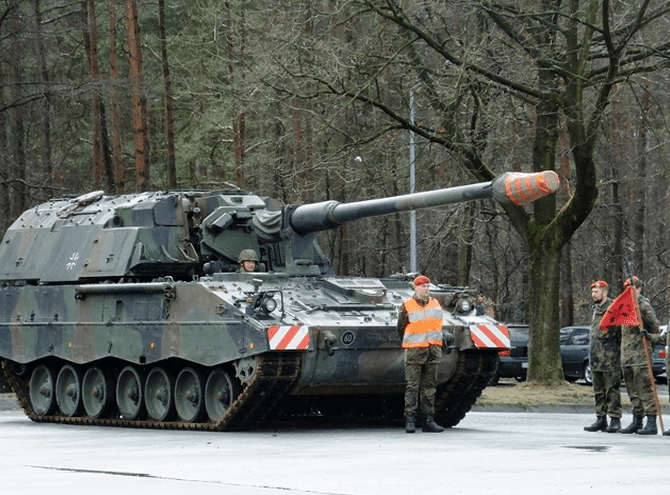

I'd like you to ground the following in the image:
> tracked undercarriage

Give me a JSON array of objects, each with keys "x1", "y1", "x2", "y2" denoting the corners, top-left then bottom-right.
[{"x1": 2, "y1": 349, "x2": 497, "y2": 430}]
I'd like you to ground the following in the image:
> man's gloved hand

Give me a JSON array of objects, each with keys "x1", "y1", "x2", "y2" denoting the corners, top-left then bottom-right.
[{"x1": 639, "y1": 329, "x2": 650, "y2": 340}]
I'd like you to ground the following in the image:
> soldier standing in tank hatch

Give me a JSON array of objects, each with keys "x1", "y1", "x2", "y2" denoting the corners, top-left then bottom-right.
[
  {"x1": 396, "y1": 275, "x2": 444, "y2": 433},
  {"x1": 584, "y1": 281, "x2": 622, "y2": 433},
  {"x1": 619, "y1": 276, "x2": 661, "y2": 435},
  {"x1": 237, "y1": 249, "x2": 259, "y2": 273}
]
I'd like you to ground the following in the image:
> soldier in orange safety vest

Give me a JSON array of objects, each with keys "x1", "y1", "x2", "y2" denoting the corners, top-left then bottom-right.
[{"x1": 396, "y1": 275, "x2": 444, "y2": 433}]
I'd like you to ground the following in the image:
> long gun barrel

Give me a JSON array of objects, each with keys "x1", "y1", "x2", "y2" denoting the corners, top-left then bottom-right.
[{"x1": 289, "y1": 171, "x2": 559, "y2": 235}]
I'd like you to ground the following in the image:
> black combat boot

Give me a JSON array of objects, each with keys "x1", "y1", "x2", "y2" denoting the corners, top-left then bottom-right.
[
  {"x1": 405, "y1": 413, "x2": 416, "y2": 433},
  {"x1": 662, "y1": 429, "x2": 670, "y2": 436},
  {"x1": 584, "y1": 416, "x2": 607, "y2": 432},
  {"x1": 619, "y1": 414, "x2": 643, "y2": 434},
  {"x1": 606, "y1": 417, "x2": 621, "y2": 433},
  {"x1": 636, "y1": 415, "x2": 657, "y2": 435},
  {"x1": 422, "y1": 415, "x2": 444, "y2": 433}
]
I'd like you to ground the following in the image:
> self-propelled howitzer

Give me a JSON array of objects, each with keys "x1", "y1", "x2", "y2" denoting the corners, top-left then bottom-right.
[{"x1": 0, "y1": 171, "x2": 558, "y2": 430}]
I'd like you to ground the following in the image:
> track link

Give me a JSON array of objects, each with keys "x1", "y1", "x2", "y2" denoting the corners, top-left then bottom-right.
[
  {"x1": 2, "y1": 353, "x2": 302, "y2": 431},
  {"x1": 434, "y1": 349, "x2": 499, "y2": 427}
]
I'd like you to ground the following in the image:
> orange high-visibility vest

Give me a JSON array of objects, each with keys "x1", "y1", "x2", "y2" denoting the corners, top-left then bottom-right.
[{"x1": 402, "y1": 297, "x2": 444, "y2": 348}]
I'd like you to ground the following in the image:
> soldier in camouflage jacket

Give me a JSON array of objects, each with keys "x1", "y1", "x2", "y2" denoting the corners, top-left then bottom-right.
[
  {"x1": 619, "y1": 276, "x2": 660, "y2": 435},
  {"x1": 584, "y1": 281, "x2": 622, "y2": 433}
]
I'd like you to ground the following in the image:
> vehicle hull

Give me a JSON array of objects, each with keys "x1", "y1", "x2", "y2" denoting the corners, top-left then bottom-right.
[{"x1": 1, "y1": 276, "x2": 505, "y2": 429}]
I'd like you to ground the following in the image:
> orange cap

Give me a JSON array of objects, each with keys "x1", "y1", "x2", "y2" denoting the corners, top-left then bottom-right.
[
  {"x1": 591, "y1": 280, "x2": 608, "y2": 289},
  {"x1": 413, "y1": 275, "x2": 430, "y2": 286}
]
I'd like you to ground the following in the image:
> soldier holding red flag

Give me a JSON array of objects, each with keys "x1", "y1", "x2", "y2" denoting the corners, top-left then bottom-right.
[
  {"x1": 617, "y1": 277, "x2": 661, "y2": 435},
  {"x1": 584, "y1": 281, "x2": 622, "y2": 433}
]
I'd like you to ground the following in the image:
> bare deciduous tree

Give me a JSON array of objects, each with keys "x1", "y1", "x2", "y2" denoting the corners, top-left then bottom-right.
[{"x1": 251, "y1": 0, "x2": 670, "y2": 383}]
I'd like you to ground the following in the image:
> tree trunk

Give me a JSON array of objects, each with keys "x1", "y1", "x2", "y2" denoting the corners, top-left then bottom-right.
[
  {"x1": 8, "y1": 0, "x2": 25, "y2": 215},
  {"x1": 82, "y1": 0, "x2": 101, "y2": 186},
  {"x1": 158, "y1": 0, "x2": 176, "y2": 189},
  {"x1": 527, "y1": 242, "x2": 564, "y2": 383},
  {"x1": 31, "y1": 0, "x2": 52, "y2": 184},
  {"x1": 610, "y1": 164, "x2": 624, "y2": 288},
  {"x1": 225, "y1": 1, "x2": 245, "y2": 187},
  {"x1": 125, "y1": 0, "x2": 149, "y2": 191},
  {"x1": 558, "y1": 124, "x2": 573, "y2": 327},
  {"x1": 97, "y1": 100, "x2": 114, "y2": 192},
  {"x1": 559, "y1": 242, "x2": 573, "y2": 328},
  {"x1": 0, "y1": 56, "x2": 9, "y2": 234},
  {"x1": 83, "y1": 0, "x2": 113, "y2": 192},
  {"x1": 523, "y1": 76, "x2": 565, "y2": 383},
  {"x1": 634, "y1": 87, "x2": 650, "y2": 275},
  {"x1": 605, "y1": 97, "x2": 625, "y2": 289},
  {"x1": 109, "y1": 0, "x2": 124, "y2": 194}
]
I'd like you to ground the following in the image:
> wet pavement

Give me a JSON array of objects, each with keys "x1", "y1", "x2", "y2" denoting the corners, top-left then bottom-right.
[{"x1": 1, "y1": 397, "x2": 670, "y2": 495}]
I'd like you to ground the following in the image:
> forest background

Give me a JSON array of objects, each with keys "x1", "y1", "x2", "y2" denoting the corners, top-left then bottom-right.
[{"x1": 2, "y1": 1, "x2": 670, "y2": 381}]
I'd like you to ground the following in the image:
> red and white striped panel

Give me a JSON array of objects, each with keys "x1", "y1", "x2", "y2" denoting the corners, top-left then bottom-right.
[
  {"x1": 469, "y1": 324, "x2": 510, "y2": 349},
  {"x1": 267, "y1": 325, "x2": 310, "y2": 350}
]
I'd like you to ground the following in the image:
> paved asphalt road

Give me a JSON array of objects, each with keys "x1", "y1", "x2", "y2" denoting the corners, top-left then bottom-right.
[{"x1": 1, "y1": 398, "x2": 670, "y2": 495}]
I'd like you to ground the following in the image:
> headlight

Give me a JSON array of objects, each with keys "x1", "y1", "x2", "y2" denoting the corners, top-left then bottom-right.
[
  {"x1": 460, "y1": 298, "x2": 472, "y2": 313},
  {"x1": 261, "y1": 295, "x2": 277, "y2": 313}
]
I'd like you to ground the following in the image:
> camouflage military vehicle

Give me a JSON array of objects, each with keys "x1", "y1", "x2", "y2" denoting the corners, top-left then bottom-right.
[{"x1": 0, "y1": 171, "x2": 558, "y2": 430}]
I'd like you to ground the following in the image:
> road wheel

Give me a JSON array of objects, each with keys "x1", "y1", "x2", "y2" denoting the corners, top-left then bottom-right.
[
  {"x1": 116, "y1": 366, "x2": 146, "y2": 420},
  {"x1": 583, "y1": 362, "x2": 593, "y2": 385},
  {"x1": 29, "y1": 364, "x2": 56, "y2": 416},
  {"x1": 205, "y1": 368, "x2": 240, "y2": 423},
  {"x1": 175, "y1": 367, "x2": 206, "y2": 423},
  {"x1": 82, "y1": 366, "x2": 114, "y2": 419},
  {"x1": 145, "y1": 367, "x2": 176, "y2": 421},
  {"x1": 55, "y1": 364, "x2": 83, "y2": 417}
]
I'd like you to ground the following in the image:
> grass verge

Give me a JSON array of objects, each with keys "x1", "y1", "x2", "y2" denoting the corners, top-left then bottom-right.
[{"x1": 476, "y1": 381, "x2": 627, "y2": 409}]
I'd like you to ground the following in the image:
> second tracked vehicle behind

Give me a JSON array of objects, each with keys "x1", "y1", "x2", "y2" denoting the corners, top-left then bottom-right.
[{"x1": 0, "y1": 171, "x2": 559, "y2": 430}]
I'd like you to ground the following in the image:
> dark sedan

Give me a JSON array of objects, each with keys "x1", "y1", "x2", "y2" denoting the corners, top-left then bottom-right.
[
  {"x1": 560, "y1": 326, "x2": 592, "y2": 384},
  {"x1": 560, "y1": 325, "x2": 666, "y2": 385},
  {"x1": 491, "y1": 323, "x2": 529, "y2": 384}
]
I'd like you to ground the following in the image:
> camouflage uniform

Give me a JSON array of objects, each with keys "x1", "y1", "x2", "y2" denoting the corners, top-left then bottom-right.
[
  {"x1": 589, "y1": 296, "x2": 622, "y2": 420},
  {"x1": 396, "y1": 294, "x2": 442, "y2": 418},
  {"x1": 621, "y1": 295, "x2": 660, "y2": 418}
]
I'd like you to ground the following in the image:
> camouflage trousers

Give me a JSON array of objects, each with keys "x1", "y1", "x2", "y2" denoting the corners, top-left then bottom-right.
[
  {"x1": 404, "y1": 345, "x2": 442, "y2": 417},
  {"x1": 622, "y1": 365, "x2": 658, "y2": 416},
  {"x1": 591, "y1": 369, "x2": 621, "y2": 418}
]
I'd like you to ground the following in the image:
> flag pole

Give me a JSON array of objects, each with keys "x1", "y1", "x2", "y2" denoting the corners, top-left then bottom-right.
[{"x1": 625, "y1": 260, "x2": 664, "y2": 432}]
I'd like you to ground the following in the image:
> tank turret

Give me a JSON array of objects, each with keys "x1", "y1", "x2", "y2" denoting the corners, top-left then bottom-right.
[
  {"x1": 0, "y1": 172, "x2": 557, "y2": 283},
  {"x1": 0, "y1": 171, "x2": 557, "y2": 431}
]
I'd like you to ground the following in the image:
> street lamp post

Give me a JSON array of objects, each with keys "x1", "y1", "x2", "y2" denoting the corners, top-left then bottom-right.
[{"x1": 409, "y1": 85, "x2": 418, "y2": 273}]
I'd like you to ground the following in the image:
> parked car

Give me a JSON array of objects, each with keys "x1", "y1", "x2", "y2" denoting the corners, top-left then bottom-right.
[
  {"x1": 654, "y1": 325, "x2": 668, "y2": 383},
  {"x1": 560, "y1": 325, "x2": 667, "y2": 385},
  {"x1": 491, "y1": 323, "x2": 529, "y2": 384},
  {"x1": 560, "y1": 326, "x2": 592, "y2": 384}
]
